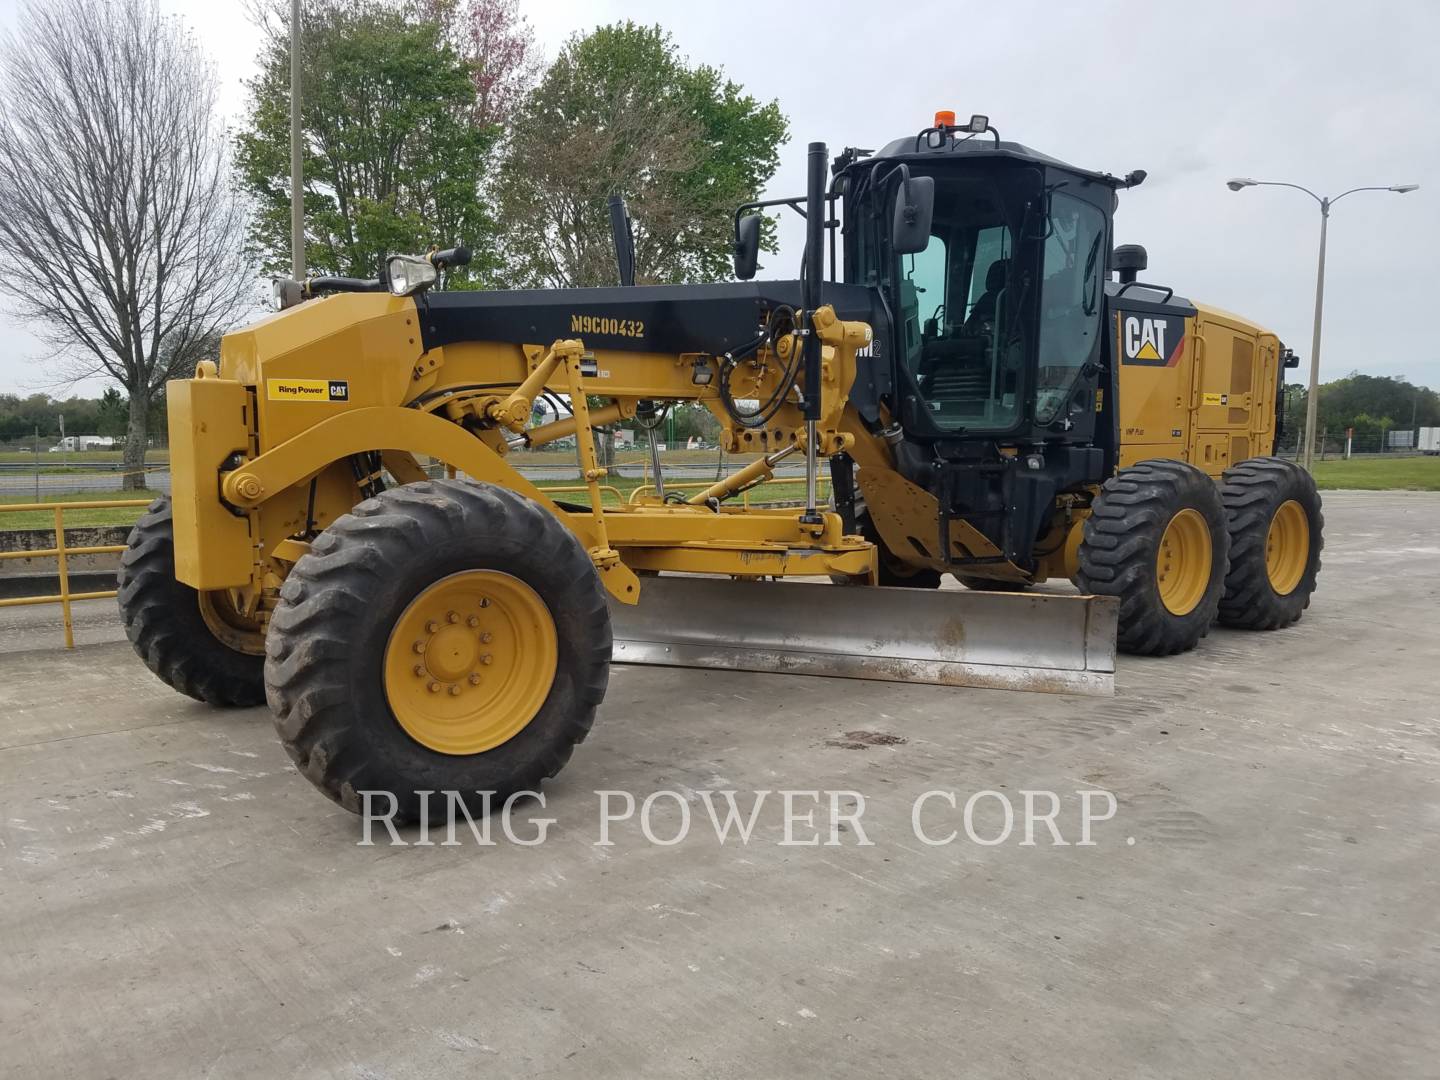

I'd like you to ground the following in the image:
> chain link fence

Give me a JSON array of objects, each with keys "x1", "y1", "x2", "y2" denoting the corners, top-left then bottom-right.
[
  {"x1": 1272, "y1": 429, "x2": 1433, "y2": 460},
  {"x1": 3, "y1": 427, "x2": 1428, "y2": 512},
  {"x1": 0, "y1": 438, "x2": 804, "y2": 511},
  {"x1": 0, "y1": 432, "x2": 168, "y2": 501}
]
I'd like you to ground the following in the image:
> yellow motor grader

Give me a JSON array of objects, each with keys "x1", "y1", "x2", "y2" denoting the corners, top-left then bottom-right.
[{"x1": 119, "y1": 116, "x2": 1321, "y2": 819}]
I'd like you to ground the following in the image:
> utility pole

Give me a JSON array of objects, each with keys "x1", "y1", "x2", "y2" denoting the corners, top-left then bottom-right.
[{"x1": 289, "y1": 0, "x2": 305, "y2": 281}]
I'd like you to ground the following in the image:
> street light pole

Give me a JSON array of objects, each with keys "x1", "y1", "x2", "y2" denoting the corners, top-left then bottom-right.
[
  {"x1": 1226, "y1": 178, "x2": 1418, "y2": 471},
  {"x1": 289, "y1": 0, "x2": 305, "y2": 281},
  {"x1": 1303, "y1": 199, "x2": 1328, "y2": 471}
]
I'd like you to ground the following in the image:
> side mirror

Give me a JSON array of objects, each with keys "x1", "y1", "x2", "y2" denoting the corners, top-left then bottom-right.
[
  {"x1": 891, "y1": 176, "x2": 935, "y2": 255},
  {"x1": 733, "y1": 214, "x2": 761, "y2": 280}
]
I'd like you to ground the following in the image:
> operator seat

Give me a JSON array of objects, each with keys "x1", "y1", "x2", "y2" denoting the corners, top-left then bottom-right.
[
  {"x1": 965, "y1": 260, "x2": 1008, "y2": 331},
  {"x1": 918, "y1": 259, "x2": 1010, "y2": 410}
]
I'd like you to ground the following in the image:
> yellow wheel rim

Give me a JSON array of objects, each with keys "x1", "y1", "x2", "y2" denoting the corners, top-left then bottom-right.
[
  {"x1": 198, "y1": 589, "x2": 266, "y2": 655},
  {"x1": 1265, "y1": 499, "x2": 1310, "y2": 596},
  {"x1": 1156, "y1": 508, "x2": 1212, "y2": 617},
  {"x1": 383, "y1": 570, "x2": 557, "y2": 756}
]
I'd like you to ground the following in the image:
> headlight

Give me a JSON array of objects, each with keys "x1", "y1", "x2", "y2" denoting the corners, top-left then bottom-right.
[
  {"x1": 272, "y1": 278, "x2": 303, "y2": 311},
  {"x1": 388, "y1": 255, "x2": 438, "y2": 296}
]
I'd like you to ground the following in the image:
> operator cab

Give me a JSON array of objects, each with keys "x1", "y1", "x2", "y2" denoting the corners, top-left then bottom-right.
[
  {"x1": 836, "y1": 114, "x2": 1136, "y2": 452},
  {"x1": 730, "y1": 115, "x2": 1146, "y2": 574}
]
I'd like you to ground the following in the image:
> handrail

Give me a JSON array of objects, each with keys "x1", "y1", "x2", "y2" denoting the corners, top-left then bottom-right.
[
  {"x1": 541, "y1": 484, "x2": 627, "y2": 507},
  {"x1": 628, "y1": 477, "x2": 830, "y2": 507},
  {"x1": 0, "y1": 499, "x2": 150, "y2": 648}
]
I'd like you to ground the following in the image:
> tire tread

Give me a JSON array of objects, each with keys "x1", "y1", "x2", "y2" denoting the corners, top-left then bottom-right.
[
  {"x1": 117, "y1": 498, "x2": 266, "y2": 707},
  {"x1": 265, "y1": 479, "x2": 610, "y2": 820}
]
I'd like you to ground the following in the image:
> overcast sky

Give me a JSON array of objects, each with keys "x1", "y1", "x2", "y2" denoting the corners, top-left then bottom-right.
[{"x1": 0, "y1": 0, "x2": 1435, "y2": 399}]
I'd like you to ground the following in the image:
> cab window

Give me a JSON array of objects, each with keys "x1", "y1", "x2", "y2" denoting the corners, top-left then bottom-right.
[
  {"x1": 901, "y1": 174, "x2": 1020, "y2": 432},
  {"x1": 900, "y1": 237, "x2": 947, "y2": 357},
  {"x1": 1035, "y1": 192, "x2": 1107, "y2": 423}
]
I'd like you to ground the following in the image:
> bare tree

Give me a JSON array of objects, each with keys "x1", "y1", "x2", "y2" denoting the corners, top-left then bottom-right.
[{"x1": 0, "y1": 0, "x2": 253, "y2": 488}]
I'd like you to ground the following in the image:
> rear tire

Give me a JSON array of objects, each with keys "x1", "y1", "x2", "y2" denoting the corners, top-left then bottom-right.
[
  {"x1": 1077, "y1": 460, "x2": 1230, "y2": 656},
  {"x1": 1217, "y1": 457, "x2": 1323, "y2": 630},
  {"x1": 264, "y1": 479, "x2": 611, "y2": 822},
  {"x1": 117, "y1": 497, "x2": 267, "y2": 707}
]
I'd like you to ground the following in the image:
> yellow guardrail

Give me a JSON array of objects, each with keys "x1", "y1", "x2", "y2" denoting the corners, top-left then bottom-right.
[
  {"x1": 0, "y1": 478, "x2": 827, "y2": 650},
  {"x1": 0, "y1": 499, "x2": 150, "y2": 648}
]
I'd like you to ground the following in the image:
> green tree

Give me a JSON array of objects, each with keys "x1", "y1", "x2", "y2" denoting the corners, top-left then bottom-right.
[
  {"x1": 497, "y1": 22, "x2": 787, "y2": 288},
  {"x1": 97, "y1": 388, "x2": 128, "y2": 439},
  {"x1": 236, "y1": 0, "x2": 498, "y2": 282},
  {"x1": 668, "y1": 403, "x2": 720, "y2": 443},
  {"x1": 1314, "y1": 372, "x2": 1439, "y2": 434},
  {"x1": 0, "y1": 392, "x2": 109, "y2": 441}
]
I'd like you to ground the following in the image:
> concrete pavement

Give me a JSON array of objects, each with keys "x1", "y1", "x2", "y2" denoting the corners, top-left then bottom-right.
[{"x1": 1, "y1": 491, "x2": 1438, "y2": 1078}]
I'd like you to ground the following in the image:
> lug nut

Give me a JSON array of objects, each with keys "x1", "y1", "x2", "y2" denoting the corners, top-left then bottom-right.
[
  {"x1": 481, "y1": 654, "x2": 493, "y2": 665},
  {"x1": 468, "y1": 673, "x2": 482, "y2": 685},
  {"x1": 447, "y1": 611, "x2": 460, "y2": 624},
  {"x1": 427, "y1": 681, "x2": 441, "y2": 693},
  {"x1": 448, "y1": 685, "x2": 462, "y2": 696},
  {"x1": 480, "y1": 598, "x2": 490, "y2": 608},
  {"x1": 466, "y1": 615, "x2": 479, "y2": 628},
  {"x1": 480, "y1": 632, "x2": 493, "y2": 643},
  {"x1": 426, "y1": 620, "x2": 439, "y2": 633},
  {"x1": 413, "y1": 664, "x2": 425, "y2": 676},
  {"x1": 412, "y1": 640, "x2": 426, "y2": 653}
]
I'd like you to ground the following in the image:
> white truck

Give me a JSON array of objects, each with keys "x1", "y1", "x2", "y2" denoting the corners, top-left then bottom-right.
[
  {"x1": 48, "y1": 435, "x2": 115, "y2": 453},
  {"x1": 1419, "y1": 427, "x2": 1440, "y2": 455}
]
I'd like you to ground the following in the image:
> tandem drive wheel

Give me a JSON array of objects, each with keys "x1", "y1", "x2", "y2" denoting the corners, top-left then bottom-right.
[
  {"x1": 264, "y1": 479, "x2": 612, "y2": 822},
  {"x1": 1076, "y1": 459, "x2": 1230, "y2": 656},
  {"x1": 117, "y1": 497, "x2": 267, "y2": 707},
  {"x1": 1217, "y1": 456, "x2": 1324, "y2": 630}
]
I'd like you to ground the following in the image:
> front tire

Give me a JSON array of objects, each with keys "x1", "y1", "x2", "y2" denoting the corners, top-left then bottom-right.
[
  {"x1": 264, "y1": 480, "x2": 611, "y2": 822},
  {"x1": 1077, "y1": 460, "x2": 1230, "y2": 656},
  {"x1": 1217, "y1": 457, "x2": 1323, "y2": 630},
  {"x1": 117, "y1": 497, "x2": 267, "y2": 706}
]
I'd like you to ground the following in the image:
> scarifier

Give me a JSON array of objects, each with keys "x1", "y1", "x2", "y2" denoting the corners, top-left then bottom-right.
[{"x1": 118, "y1": 114, "x2": 1321, "y2": 819}]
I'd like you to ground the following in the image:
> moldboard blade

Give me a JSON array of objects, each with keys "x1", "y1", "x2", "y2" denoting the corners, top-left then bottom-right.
[{"x1": 607, "y1": 577, "x2": 1117, "y2": 696}]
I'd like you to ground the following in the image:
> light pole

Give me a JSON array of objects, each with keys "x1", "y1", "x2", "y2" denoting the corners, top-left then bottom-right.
[
  {"x1": 1226, "y1": 177, "x2": 1418, "y2": 470},
  {"x1": 289, "y1": 0, "x2": 305, "y2": 281}
]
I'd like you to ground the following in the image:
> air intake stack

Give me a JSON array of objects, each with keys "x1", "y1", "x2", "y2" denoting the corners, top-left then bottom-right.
[{"x1": 1113, "y1": 244, "x2": 1148, "y2": 285}]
